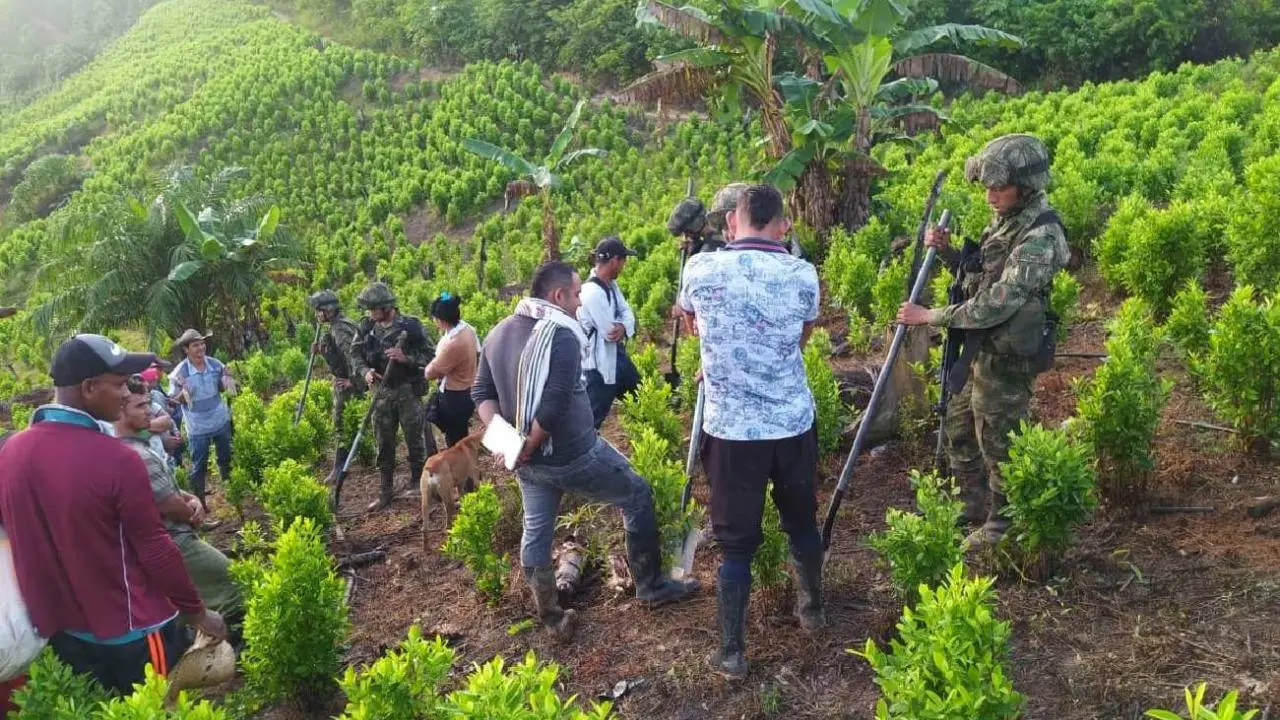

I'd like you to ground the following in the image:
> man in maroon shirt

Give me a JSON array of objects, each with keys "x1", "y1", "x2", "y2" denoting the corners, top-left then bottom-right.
[{"x1": 0, "y1": 334, "x2": 226, "y2": 694}]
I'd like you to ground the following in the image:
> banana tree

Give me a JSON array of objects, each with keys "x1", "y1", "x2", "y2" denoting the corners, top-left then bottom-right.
[
  {"x1": 462, "y1": 99, "x2": 607, "y2": 264},
  {"x1": 777, "y1": 0, "x2": 1024, "y2": 231},
  {"x1": 32, "y1": 166, "x2": 300, "y2": 356}
]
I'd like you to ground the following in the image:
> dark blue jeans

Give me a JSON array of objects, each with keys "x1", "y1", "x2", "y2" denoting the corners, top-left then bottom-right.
[
  {"x1": 515, "y1": 437, "x2": 657, "y2": 568},
  {"x1": 189, "y1": 421, "x2": 232, "y2": 502},
  {"x1": 584, "y1": 345, "x2": 640, "y2": 429}
]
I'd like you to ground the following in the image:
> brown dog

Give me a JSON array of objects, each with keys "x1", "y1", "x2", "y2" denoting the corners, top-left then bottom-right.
[{"x1": 421, "y1": 429, "x2": 484, "y2": 552}]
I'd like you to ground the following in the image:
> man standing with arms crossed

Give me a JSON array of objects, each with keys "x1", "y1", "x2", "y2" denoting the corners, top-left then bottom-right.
[
  {"x1": 578, "y1": 236, "x2": 641, "y2": 429},
  {"x1": 897, "y1": 134, "x2": 1070, "y2": 549},
  {"x1": 679, "y1": 184, "x2": 825, "y2": 680}
]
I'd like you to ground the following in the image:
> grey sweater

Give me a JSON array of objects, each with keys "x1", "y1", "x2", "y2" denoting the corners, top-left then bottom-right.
[{"x1": 472, "y1": 314, "x2": 596, "y2": 466}]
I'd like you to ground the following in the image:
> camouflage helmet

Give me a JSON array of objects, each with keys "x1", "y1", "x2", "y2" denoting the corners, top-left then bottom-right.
[
  {"x1": 666, "y1": 197, "x2": 707, "y2": 236},
  {"x1": 964, "y1": 134, "x2": 1052, "y2": 191},
  {"x1": 707, "y1": 183, "x2": 749, "y2": 231},
  {"x1": 356, "y1": 281, "x2": 397, "y2": 309},
  {"x1": 308, "y1": 290, "x2": 340, "y2": 311}
]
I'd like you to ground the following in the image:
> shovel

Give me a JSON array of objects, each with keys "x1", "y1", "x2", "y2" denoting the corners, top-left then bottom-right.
[{"x1": 674, "y1": 379, "x2": 707, "y2": 578}]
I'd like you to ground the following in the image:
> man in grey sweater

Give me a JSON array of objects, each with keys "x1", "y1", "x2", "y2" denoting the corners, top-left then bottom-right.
[{"x1": 472, "y1": 262, "x2": 698, "y2": 641}]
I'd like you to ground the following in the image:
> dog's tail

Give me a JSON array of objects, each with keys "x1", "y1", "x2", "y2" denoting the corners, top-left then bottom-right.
[{"x1": 463, "y1": 427, "x2": 486, "y2": 445}]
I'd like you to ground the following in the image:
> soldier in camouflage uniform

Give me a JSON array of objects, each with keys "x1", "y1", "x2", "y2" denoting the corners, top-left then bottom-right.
[
  {"x1": 897, "y1": 134, "x2": 1071, "y2": 549},
  {"x1": 348, "y1": 282, "x2": 434, "y2": 512},
  {"x1": 309, "y1": 291, "x2": 365, "y2": 484},
  {"x1": 668, "y1": 183, "x2": 803, "y2": 258}
]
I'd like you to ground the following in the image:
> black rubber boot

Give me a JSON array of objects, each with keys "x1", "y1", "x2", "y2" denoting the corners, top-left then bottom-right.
[
  {"x1": 958, "y1": 474, "x2": 989, "y2": 527},
  {"x1": 626, "y1": 530, "x2": 699, "y2": 606},
  {"x1": 792, "y1": 546, "x2": 826, "y2": 632},
  {"x1": 523, "y1": 566, "x2": 577, "y2": 642},
  {"x1": 367, "y1": 467, "x2": 395, "y2": 512},
  {"x1": 708, "y1": 579, "x2": 750, "y2": 680}
]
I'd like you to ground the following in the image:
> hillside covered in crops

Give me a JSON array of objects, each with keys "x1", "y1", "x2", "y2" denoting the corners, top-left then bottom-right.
[{"x1": 1, "y1": 0, "x2": 1279, "y2": 718}]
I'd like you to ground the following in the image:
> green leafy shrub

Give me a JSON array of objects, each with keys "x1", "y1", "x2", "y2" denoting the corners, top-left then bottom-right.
[
  {"x1": 804, "y1": 327, "x2": 845, "y2": 456},
  {"x1": 628, "y1": 425, "x2": 694, "y2": 571},
  {"x1": 629, "y1": 342, "x2": 661, "y2": 382},
  {"x1": 752, "y1": 490, "x2": 789, "y2": 591},
  {"x1": 1164, "y1": 279, "x2": 1211, "y2": 359},
  {"x1": 1196, "y1": 286, "x2": 1280, "y2": 450},
  {"x1": 1146, "y1": 683, "x2": 1259, "y2": 720},
  {"x1": 1050, "y1": 270, "x2": 1081, "y2": 342},
  {"x1": 228, "y1": 519, "x2": 273, "y2": 598},
  {"x1": 337, "y1": 626, "x2": 456, "y2": 720},
  {"x1": 1225, "y1": 155, "x2": 1280, "y2": 291},
  {"x1": 871, "y1": 255, "x2": 911, "y2": 333},
  {"x1": 867, "y1": 470, "x2": 964, "y2": 605},
  {"x1": 675, "y1": 334, "x2": 701, "y2": 410},
  {"x1": 240, "y1": 517, "x2": 348, "y2": 709},
  {"x1": 10, "y1": 648, "x2": 108, "y2": 718},
  {"x1": 440, "y1": 652, "x2": 612, "y2": 719},
  {"x1": 1076, "y1": 298, "x2": 1171, "y2": 506},
  {"x1": 442, "y1": 483, "x2": 508, "y2": 604},
  {"x1": 1095, "y1": 200, "x2": 1209, "y2": 314},
  {"x1": 259, "y1": 459, "x2": 333, "y2": 532},
  {"x1": 94, "y1": 665, "x2": 229, "y2": 719},
  {"x1": 619, "y1": 375, "x2": 681, "y2": 451},
  {"x1": 1000, "y1": 422, "x2": 1097, "y2": 563},
  {"x1": 854, "y1": 564, "x2": 1022, "y2": 720}
]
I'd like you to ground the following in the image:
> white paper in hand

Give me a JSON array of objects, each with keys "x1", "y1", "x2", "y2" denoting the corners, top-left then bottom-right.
[{"x1": 482, "y1": 416, "x2": 525, "y2": 470}]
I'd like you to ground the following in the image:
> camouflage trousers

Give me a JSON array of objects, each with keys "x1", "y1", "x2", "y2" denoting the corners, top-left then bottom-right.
[
  {"x1": 372, "y1": 383, "x2": 426, "y2": 473},
  {"x1": 331, "y1": 382, "x2": 358, "y2": 448},
  {"x1": 943, "y1": 352, "x2": 1035, "y2": 501}
]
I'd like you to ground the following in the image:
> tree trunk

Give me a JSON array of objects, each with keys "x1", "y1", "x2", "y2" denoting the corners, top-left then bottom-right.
[
  {"x1": 758, "y1": 33, "x2": 791, "y2": 160},
  {"x1": 837, "y1": 160, "x2": 873, "y2": 233},
  {"x1": 541, "y1": 193, "x2": 560, "y2": 263},
  {"x1": 792, "y1": 161, "x2": 837, "y2": 247}
]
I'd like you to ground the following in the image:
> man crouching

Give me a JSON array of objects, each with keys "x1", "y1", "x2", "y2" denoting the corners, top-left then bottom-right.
[{"x1": 472, "y1": 262, "x2": 699, "y2": 640}]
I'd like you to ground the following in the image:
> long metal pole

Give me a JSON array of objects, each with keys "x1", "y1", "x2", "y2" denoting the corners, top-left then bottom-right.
[{"x1": 821, "y1": 209, "x2": 952, "y2": 552}]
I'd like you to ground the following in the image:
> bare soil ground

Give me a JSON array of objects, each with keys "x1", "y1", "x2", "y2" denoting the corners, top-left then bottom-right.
[{"x1": 206, "y1": 271, "x2": 1280, "y2": 719}]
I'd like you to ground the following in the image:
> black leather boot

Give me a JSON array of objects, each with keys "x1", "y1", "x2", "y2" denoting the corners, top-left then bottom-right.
[
  {"x1": 625, "y1": 530, "x2": 699, "y2": 605},
  {"x1": 708, "y1": 578, "x2": 750, "y2": 680}
]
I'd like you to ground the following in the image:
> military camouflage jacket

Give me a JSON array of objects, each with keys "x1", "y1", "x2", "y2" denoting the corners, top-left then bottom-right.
[
  {"x1": 927, "y1": 192, "x2": 1070, "y2": 356},
  {"x1": 321, "y1": 313, "x2": 359, "y2": 380},
  {"x1": 348, "y1": 314, "x2": 433, "y2": 387}
]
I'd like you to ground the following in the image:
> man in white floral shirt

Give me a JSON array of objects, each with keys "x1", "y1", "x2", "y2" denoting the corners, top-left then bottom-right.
[{"x1": 678, "y1": 183, "x2": 824, "y2": 681}]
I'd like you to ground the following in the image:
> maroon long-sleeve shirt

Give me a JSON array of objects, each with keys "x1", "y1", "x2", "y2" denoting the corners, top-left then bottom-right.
[{"x1": 0, "y1": 407, "x2": 203, "y2": 641}]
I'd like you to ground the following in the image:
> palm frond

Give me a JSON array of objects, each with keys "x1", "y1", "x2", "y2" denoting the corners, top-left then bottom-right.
[
  {"x1": 894, "y1": 24, "x2": 1024, "y2": 55},
  {"x1": 892, "y1": 53, "x2": 1022, "y2": 94},
  {"x1": 617, "y1": 62, "x2": 721, "y2": 105},
  {"x1": 556, "y1": 148, "x2": 608, "y2": 169},
  {"x1": 460, "y1": 138, "x2": 538, "y2": 177},
  {"x1": 547, "y1": 99, "x2": 587, "y2": 165},
  {"x1": 635, "y1": 0, "x2": 725, "y2": 45}
]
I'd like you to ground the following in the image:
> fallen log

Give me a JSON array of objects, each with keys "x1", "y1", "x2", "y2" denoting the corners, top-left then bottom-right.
[
  {"x1": 337, "y1": 549, "x2": 386, "y2": 570},
  {"x1": 555, "y1": 541, "x2": 585, "y2": 596}
]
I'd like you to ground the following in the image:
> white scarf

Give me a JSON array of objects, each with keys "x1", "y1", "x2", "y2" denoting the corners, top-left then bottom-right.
[{"x1": 515, "y1": 297, "x2": 588, "y2": 457}]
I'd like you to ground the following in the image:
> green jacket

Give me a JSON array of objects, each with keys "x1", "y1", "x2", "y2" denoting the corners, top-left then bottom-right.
[{"x1": 928, "y1": 192, "x2": 1070, "y2": 357}]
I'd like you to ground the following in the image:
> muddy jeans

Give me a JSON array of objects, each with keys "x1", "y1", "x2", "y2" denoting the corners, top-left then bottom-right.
[{"x1": 515, "y1": 436, "x2": 657, "y2": 568}]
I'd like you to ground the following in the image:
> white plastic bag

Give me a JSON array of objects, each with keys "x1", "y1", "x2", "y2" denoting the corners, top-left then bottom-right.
[{"x1": 0, "y1": 526, "x2": 46, "y2": 681}]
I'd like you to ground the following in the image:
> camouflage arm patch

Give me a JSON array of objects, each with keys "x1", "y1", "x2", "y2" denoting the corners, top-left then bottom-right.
[{"x1": 935, "y1": 233, "x2": 1058, "y2": 331}]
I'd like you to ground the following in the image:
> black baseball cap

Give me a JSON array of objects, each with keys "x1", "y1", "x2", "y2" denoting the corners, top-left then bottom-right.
[
  {"x1": 50, "y1": 334, "x2": 158, "y2": 387},
  {"x1": 593, "y1": 236, "x2": 638, "y2": 261}
]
